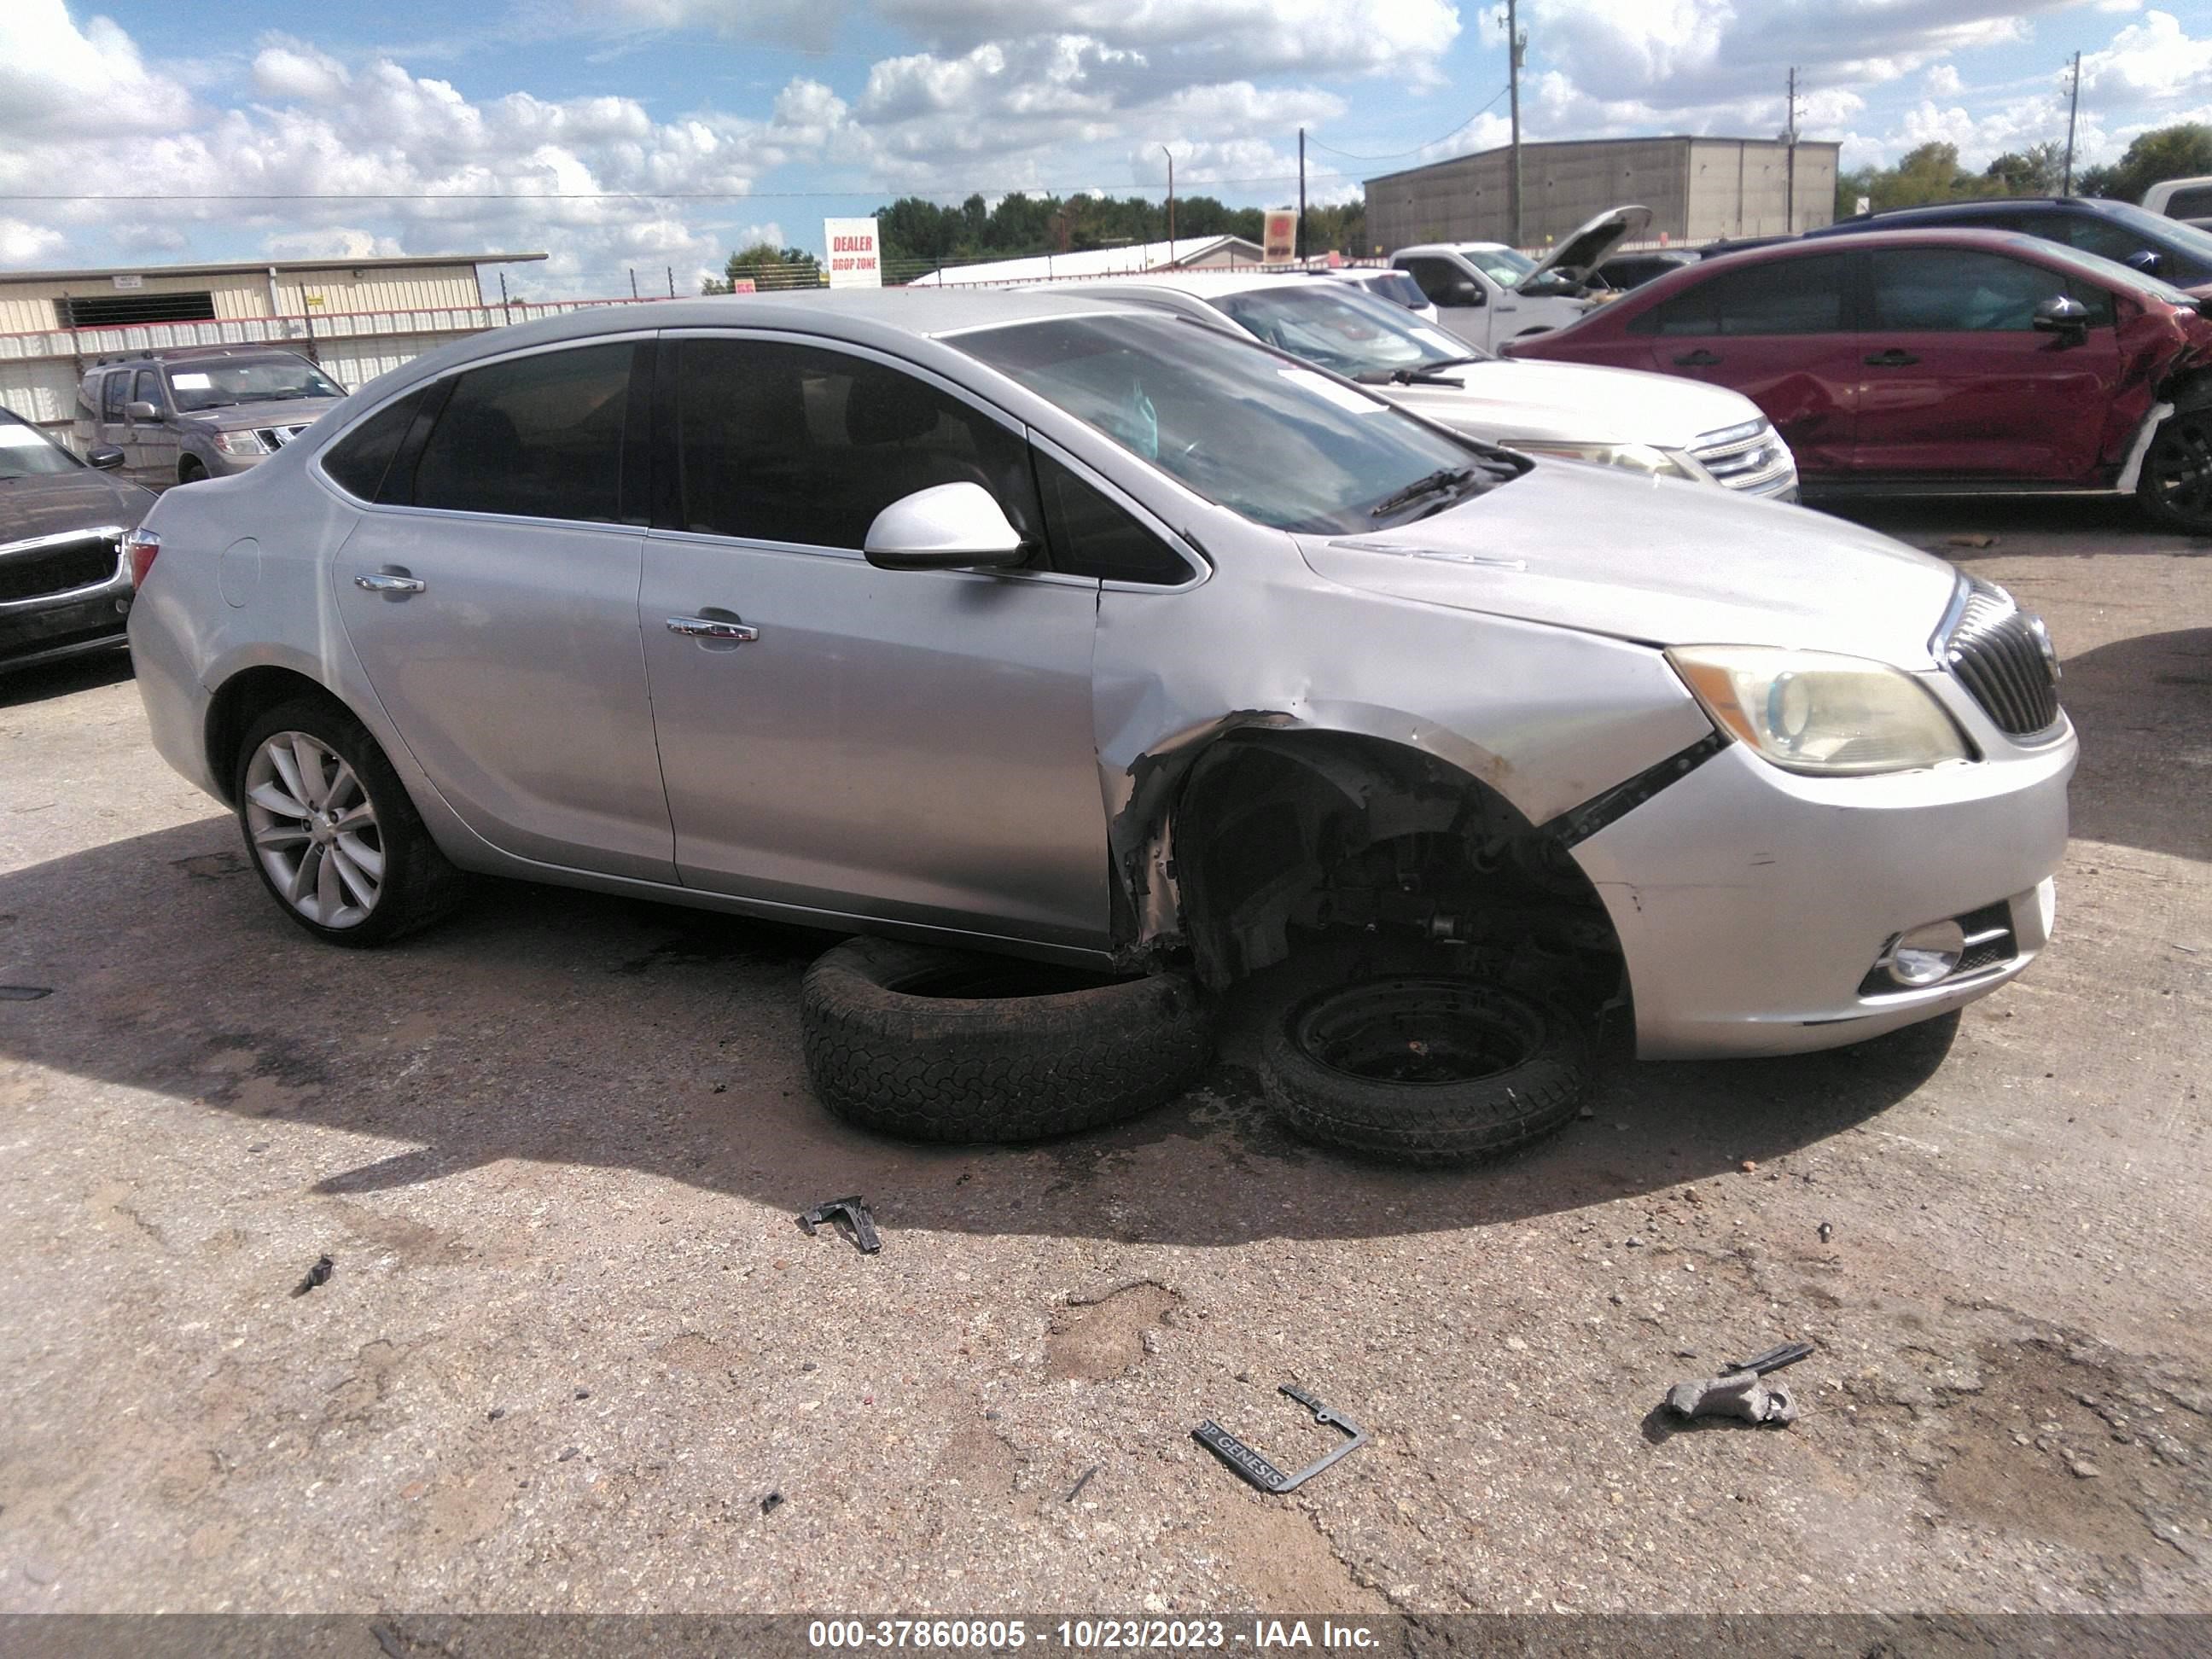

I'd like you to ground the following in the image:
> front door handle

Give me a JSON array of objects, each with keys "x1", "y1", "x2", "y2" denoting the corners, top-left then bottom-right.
[
  {"x1": 667, "y1": 614, "x2": 759, "y2": 643},
  {"x1": 354, "y1": 572, "x2": 426, "y2": 595},
  {"x1": 1864, "y1": 349, "x2": 1921, "y2": 367},
  {"x1": 1673, "y1": 349, "x2": 1722, "y2": 367}
]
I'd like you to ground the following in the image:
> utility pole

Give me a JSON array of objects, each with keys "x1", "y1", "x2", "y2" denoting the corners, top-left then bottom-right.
[
  {"x1": 1297, "y1": 128, "x2": 1307, "y2": 262},
  {"x1": 1505, "y1": 0, "x2": 1527, "y2": 247},
  {"x1": 1161, "y1": 145, "x2": 1175, "y2": 256},
  {"x1": 1784, "y1": 66, "x2": 1799, "y2": 233},
  {"x1": 2064, "y1": 50, "x2": 2082, "y2": 195}
]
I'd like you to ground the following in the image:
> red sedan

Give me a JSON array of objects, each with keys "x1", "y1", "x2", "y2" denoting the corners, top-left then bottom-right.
[{"x1": 1506, "y1": 229, "x2": 2212, "y2": 532}]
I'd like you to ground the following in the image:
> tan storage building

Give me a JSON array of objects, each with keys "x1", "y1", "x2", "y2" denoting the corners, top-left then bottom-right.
[{"x1": 1365, "y1": 136, "x2": 1841, "y2": 255}]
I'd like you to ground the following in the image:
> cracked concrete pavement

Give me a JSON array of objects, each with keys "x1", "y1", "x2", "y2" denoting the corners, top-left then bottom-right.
[{"x1": 0, "y1": 497, "x2": 2207, "y2": 1615}]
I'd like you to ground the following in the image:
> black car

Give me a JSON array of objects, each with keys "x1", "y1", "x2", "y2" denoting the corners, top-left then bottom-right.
[
  {"x1": 0, "y1": 408, "x2": 154, "y2": 673},
  {"x1": 1807, "y1": 196, "x2": 2212, "y2": 293},
  {"x1": 1594, "y1": 249, "x2": 1700, "y2": 290}
]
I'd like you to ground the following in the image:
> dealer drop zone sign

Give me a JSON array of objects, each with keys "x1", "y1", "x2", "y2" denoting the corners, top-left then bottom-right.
[{"x1": 825, "y1": 218, "x2": 882, "y2": 288}]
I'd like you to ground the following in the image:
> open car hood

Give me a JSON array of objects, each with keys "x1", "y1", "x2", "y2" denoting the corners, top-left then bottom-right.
[{"x1": 1518, "y1": 205, "x2": 1654, "y2": 295}]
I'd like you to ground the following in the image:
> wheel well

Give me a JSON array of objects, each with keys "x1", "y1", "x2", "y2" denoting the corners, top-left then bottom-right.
[
  {"x1": 203, "y1": 667, "x2": 346, "y2": 805},
  {"x1": 178, "y1": 456, "x2": 204, "y2": 482},
  {"x1": 1167, "y1": 731, "x2": 1627, "y2": 1013}
]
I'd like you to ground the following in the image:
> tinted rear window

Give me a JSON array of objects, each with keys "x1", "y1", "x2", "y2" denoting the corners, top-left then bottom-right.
[
  {"x1": 411, "y1": 343, "x2": 634, "y2": 524},
  {"x1": 322, "y1": 387, "x2": 430, "y2": 502}
]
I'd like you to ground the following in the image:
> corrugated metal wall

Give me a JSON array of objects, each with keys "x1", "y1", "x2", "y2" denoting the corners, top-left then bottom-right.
[
  {"x1": 1366, "y1": 137, "x2": 1838, "y2": 254},
  {"x1": 0, "y1": 264, "x2": 486, "y2": 335}
]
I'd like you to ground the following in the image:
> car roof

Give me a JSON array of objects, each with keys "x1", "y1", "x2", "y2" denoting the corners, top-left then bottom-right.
[
  {"x1": 1392, "y1": 242, "x2": 1516, "y2": 257},
  {"x1": 1689, "y1": 225, "x2": 2091, "y2": 270},
  {"x1": 1825, "y1": 196, "x2": 2139, "y2": 230}
]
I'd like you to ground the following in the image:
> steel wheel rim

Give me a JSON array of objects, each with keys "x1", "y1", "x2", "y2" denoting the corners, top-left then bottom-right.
[
  {"x1": 243, "y1": 731, "x2": 383, "y2": 928},
  {"x1": 1290, "y1": 977, "x2": 1545, "y2": 1086},
  {"x1": 2150, "y1": 416, "x2": 2212, "y2": 518}
]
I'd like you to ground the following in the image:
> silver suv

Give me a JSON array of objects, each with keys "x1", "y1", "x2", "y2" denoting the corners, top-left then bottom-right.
[
  {"x1": 73, "y1": 347, "x2": 347, "y2": 489},
  {"x1": 129, "y1": 291, "x2": 2072, "y2": 1067}
]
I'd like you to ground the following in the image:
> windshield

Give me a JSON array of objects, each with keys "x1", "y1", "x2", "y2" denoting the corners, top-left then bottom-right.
[
  {"x1": 952, "y1": 312, "x2": 1511, "y2": 533},
  {"x1": 2028, "y1": 240, "x2": 2201, "y2": 307},
  {"x1": 1463, "y1": 246, "x2": 1537, "y2": 285},
  {"x1": 1212, "y1": 285, "x2": 1487, "y2": 377},
  {"x1": 0, "y1": 419, "x2": 83, "y2": 479},
  {"x1": 167, "y1": 357, "x2": 346, "y2": 412},
  {"x1": 2093, "y1": 199, "x2": 2212, "y2": 267},
  {"x1": 1348, "y1": 271, "x2": 1431, "y2": 310}
]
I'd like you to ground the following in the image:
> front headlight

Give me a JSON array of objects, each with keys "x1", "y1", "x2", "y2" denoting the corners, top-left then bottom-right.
[
  {"x1": 1668, "y1": 646, "x2": 1972, "y2": 775},
  {"x1": 1516, "y1": 441, "x2": 1698, "y2": 481},
  {"x1": 212, "y1": 429, "x2": 268, "y2": 457}
]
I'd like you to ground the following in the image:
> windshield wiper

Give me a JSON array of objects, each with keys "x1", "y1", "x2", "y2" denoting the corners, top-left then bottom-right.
[{"x1": 1367, "y1": 466, "x2": 1480, "y2": 519}]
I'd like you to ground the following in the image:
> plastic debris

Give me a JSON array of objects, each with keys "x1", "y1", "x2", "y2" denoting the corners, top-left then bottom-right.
[
  {"x1": 290, "y1": 1254, "x2": 334, "y2": 1298},
  {"x1": 797, "y1": 1196, "x2": 881, "y2": 1254}
]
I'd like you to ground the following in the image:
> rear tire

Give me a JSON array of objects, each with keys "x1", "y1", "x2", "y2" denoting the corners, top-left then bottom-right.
[
  {"x1": 231, "y1": 696, "x2": 464, "y2": 947},
  {"x1": 178, "y1": 457, "x2": 207, "y2": 486},
  {"x1": 1259, "y1": 974, "x2": 1592, "y2": 1165},
  {"x1": 799, "y1": 937, "x2": 1214, "y2": 1143},
  {"x1": 2137, "y1": 410, "x2": 2212, "y2": 533}
]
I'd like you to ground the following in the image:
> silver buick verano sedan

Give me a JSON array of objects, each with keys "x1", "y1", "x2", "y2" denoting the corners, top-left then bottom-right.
[{"x1": 128, "y1": 290, "x2": 2073, "y2": 1060}]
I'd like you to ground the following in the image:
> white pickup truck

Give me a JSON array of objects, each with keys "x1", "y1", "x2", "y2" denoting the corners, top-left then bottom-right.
[{"x1": 1391, "y1": 205, "x2": 1651, "y2": 352}]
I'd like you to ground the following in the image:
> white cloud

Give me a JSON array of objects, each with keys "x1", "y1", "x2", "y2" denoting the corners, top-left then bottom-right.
[
  {"x1": 264, "y1": 228, "x2": 407, "y2": 260},
  {"x1": 2081, "y1": 9, "x2": 2212, "y2": 108},
  {"x1": 0, "y1": 217, "x2": 67, "y2": 265},
  {"x1": 579, "y1": 0, "x2": 846, "y2": 51},
  {"x1": 0, "y1": 0, "x2": 195, "y2": 137},
  {"x1": 1924, "y1": 62, "x2": 1963, "y2": 97},
  {"x1": 251, "y1": 40, "x2": 352, "y2": 103}
]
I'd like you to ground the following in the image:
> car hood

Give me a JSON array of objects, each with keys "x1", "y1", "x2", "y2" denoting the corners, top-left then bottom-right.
[
  {"x1": 1296, "y1": 461, "x2": 1959, "y2": 665},
  {"x1": 1520, "y1": 206, "x2": 1654, "y2": 294},
  {"x1": 0, "y1": 469, "x2": 154, "y2": 545},
  {"x1": 183, "y1": 396, "x2": 344, "y2": 431},
  {"x1": 1380, "y1": 358, "x2": 1769, "y2": 450}
]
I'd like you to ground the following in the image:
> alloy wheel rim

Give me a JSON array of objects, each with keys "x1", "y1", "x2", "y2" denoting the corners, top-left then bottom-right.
[
  {"x1": 2151, "y1": 418, "x2": 2212, "y2": 517},
  {"x1": 243, "y1": 731, "x2": 383, "y2": 928}
]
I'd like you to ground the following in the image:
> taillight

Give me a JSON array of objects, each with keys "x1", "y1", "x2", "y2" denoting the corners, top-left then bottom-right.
[{"x1": 124, "y1": 527, "x2": 160, "y2": 588}]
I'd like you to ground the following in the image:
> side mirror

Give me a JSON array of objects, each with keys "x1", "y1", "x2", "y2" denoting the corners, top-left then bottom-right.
[
  {"x1": 863, "y1": 482, "x2": 1029, "y2": 572},
  {"x1": 2033, "y1": 294, "x2": 2091, "y2": 343},
  {"x1": 86, "y1": 445, "x2": 125, "y2": 470},
  {"x1": 2126, "y1": 248, "x2": 2163, "y2": 275},
  {"x1": 125, "y1": 400, "x2": 160, "y2": 420},
  {"x1": 1446, "y1": 278, "x2": 1485, "y2": 307}
]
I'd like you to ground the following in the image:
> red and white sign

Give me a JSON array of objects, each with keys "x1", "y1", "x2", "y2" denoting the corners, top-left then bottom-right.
[
  {"x1": 1263, "y1": 209, "x2": 1297, "y2": 265},
  {"x1": 824, "y1": 217, "x2": 882, "y2": 288}
]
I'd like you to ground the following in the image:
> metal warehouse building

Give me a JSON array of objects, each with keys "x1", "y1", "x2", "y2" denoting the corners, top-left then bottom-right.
[
  {"x1": 1365, "y1": 136, "x2": 1841, "y2": 254},
  {"x1": 0, "y1": 251, "x2": 550, "y2": 439}
]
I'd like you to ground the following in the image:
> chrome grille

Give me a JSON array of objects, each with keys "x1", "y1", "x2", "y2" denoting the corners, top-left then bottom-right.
[
  {"x1": 1941, "y1": 579, "x2": 2062, "y2": 738},
  {"x1": 0, "y1": 532, "x2": 121, "y2": 604},
  {"x1": 252, "y1": 422, "x2": 313, "y2": 451},
  {"x1": 1689, "y1": 419, "x2": 1797, "y2": 497}
]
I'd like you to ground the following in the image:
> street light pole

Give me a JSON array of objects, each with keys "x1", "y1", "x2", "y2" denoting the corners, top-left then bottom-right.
[
  {"x1": 2064, "y1": 51, "x2": 2082, "y2": 195},
  {"x1": 1505, "y1": 0, "x2": 1525, "y2": 247},
  {"x1": 1161, "y1": 144, "x2": 1175, "y2": 257}
]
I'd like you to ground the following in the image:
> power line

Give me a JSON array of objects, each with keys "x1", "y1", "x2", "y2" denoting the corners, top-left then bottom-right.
[
  {"x1": 1306, "y1": 87, "x2": 1511, "y2": 162},
  {"x1": 0, "y1": 173, "x2": 1365, "y2": 205}
]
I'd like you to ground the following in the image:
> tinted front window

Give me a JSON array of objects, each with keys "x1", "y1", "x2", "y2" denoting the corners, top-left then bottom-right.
[
  {"x1": 2058, "y1": 213, "x2": 2155, "y2": 265},
  {"x1": 1633, "y1": 255, "x2": 1852, "y2": 336},
  {"x1": 673, "y1": 339, "x2": 1040, "y2": 551},
  {"x1": 2085, "y1": 200, "x2": 2212, "y2": 272},
  {"x1": 954, "y1": 312, "x2": 1504, "y2": 534},
  {"x1": 131, "y1": 370, "x2": 163, "y2": 413},
  {"x1": 0, "y1": 418, "x2": 81, "y2": 479},
  {"x1": 166, "y1": 356, "x2": 345, "y2": 412},
  {"x1": 1353, "y1": 271, "x2": 1430, "y2": 310},
  {"x1": 1033, "y1": 452, "x2": 1190, "y2": 585},
  {"x1": 1870, "y1": 248, "x2": 2075, "y2": 331},
  {"x1": 1399, "y1": 257, "x2": 1467, "y2": 305},
  {"x1": 412, "y1": 344, "x2": 633, "y2": 523}
]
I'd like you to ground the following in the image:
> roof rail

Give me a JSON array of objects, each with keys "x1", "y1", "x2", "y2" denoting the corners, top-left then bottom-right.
[{"x1": 89, "y1": 342, "x2": 308, "y2": 368}]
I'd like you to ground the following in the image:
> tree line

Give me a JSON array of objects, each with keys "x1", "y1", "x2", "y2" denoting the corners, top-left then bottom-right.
[{"x1": 1836, "y1": 123, "x2": 2212, "y2": 218}]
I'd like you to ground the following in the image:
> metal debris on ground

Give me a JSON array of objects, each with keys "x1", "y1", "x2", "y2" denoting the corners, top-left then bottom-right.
[
  {"x1": 0, "y1": 986, "x2": 53, "y2": 1001},
  {"x1": 1066, "y1": 1465, "x2": 1099, "y2": 1504},
  {"x1": 1664, "y1": 1341, "x2": 1816, "y2": 1426},
  {"x1": 1193, "y1": 1383, "x2": 1366, "y2": 1493},
  {"x1": 289, "y1": 1254, "x2": 334, "y2": 1298},
  {"x1": 760, "y1": 1490, "x2": 783, "y2": 1516},
  {"x1": 797, "y1": 1196, "x2": 882, "y2": 1254},
  {"x1": 1819, "y1": 1222, "x2": 1834, "y2": 1243}
]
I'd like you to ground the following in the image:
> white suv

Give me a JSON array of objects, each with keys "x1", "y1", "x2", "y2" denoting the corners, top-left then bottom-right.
[{"x1": 1392, "y1": 205, "x2": 1650, "y2": 350}]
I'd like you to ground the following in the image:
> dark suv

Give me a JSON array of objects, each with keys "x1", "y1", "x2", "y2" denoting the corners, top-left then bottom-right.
[
  {"x1": 1808, "y1": 196, "x2": 2212, "y2": 294},
  {"x1": 1, "y1": 406, "x2": 154, "y2": 672}
]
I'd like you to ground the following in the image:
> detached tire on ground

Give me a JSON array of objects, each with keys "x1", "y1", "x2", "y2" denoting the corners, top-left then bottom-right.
[
  {"x1": 1259, "y1": 975, "x2": 1592, "y2": 1165},
  {"x1": 799, "y1": 937, "x2": 1215, "y2": 1143}
]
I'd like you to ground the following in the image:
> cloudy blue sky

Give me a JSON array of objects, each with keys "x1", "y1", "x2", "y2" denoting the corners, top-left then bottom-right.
[{"x1": 3, "y1": 0, "x2": 2209, "y2": 296}]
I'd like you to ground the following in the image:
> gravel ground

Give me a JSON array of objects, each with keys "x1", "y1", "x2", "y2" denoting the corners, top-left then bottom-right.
[{"x1": 0, "y1": 496, "x2": 2206, "y2": 1616}]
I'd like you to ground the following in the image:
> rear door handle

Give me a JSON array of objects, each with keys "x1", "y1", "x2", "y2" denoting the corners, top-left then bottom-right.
[
  {"x1": 354, "y1": 572, "x2": 426, "y2": 595},
  {"x1": 667, "y1": 614, "x2": 759, "y2": 643},
  {"x1": 1673, "y1": 349, "x2": 1721, "y2": 366},
  {"x1": 1864, "y1": 349, "x2": 1921, "y2": 367}
]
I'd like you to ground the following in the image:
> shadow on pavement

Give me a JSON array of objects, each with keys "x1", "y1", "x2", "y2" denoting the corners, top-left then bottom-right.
[
  {"x1": 1813, "y1": 492, "x2": 2212, "y2": 555},
  {"x1": 0, "y1": 814, "x2": 1959, "y2": 1247},
  {"x1": 0, "y1": 645, "x2": 131, "y2": 708},
  {"x1": 2058, "y1": 627, "x2": 2212, "y2": 864}
]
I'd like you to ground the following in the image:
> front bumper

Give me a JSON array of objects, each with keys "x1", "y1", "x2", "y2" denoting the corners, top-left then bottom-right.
[
  {"x1": 0, "y1": 563, "x2": 131, "y2": 672},
  {"x1": 1573, "y1": 731, "x2": 2075, "y2": 1058}
]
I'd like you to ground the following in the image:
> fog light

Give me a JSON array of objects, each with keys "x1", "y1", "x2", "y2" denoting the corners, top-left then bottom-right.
[{"x1": 1883, "y1": 920, "x2": 1967, "y2": 987}]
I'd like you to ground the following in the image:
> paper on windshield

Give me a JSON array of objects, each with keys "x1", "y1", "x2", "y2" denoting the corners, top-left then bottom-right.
[
  {"x1": 1278, "y1": 367, "x2": 1385, "y2": 413},
  {"x1": 0, "y1": 425, "x2": 48, "y2": 448},
  {"x1": 172, "y1": 373, "x2": 213, "y2": 389}
]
